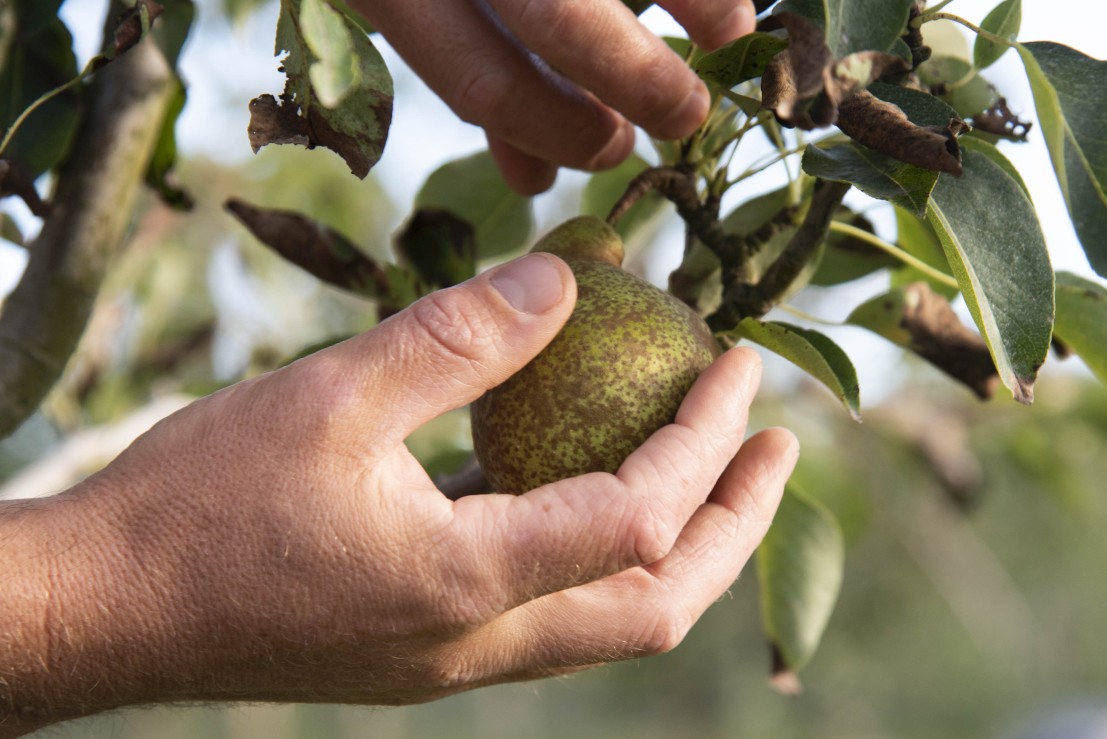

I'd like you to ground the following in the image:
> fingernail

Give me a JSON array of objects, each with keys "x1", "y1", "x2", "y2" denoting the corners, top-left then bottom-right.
[
  {"x1": 657, "y1": 83, "x2": 710, "y2": 140},
  {"x1": 490, "y1": 253, "x2": 565, "y2": 314}
]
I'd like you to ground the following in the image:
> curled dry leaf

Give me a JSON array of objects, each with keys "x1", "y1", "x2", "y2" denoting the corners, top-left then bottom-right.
[
  {"x1": 970, "y1": 97, "x2": 1032, "y2": 141},
  {"x1": 761, "y1": 12, "x2": 910, "y2": 130},
  {"x1": 879, "y1": 282, "x2": 1000, "y2": 399},
  {"x1": 113, "y1": 0, "x2": 165, "y2": 58},
  {"x1": 224, "y1": 197, "x2": 388, "y2": 295},
  {"x1": 836, "y1": 91, "x2": 968, "y2": 176}
]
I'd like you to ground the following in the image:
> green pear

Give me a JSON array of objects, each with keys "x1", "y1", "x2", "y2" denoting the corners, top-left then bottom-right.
[{"x1": 471, "y1": 215, "x2": 722, "y2": 493}]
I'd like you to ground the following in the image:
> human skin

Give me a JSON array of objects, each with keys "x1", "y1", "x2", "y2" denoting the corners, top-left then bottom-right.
[
  {"x1": 348, "y1": 0, "x2": 758, "y2": 193},
  {"x1": 0, "y1": 253, "x2": 797, "y2": 737}
]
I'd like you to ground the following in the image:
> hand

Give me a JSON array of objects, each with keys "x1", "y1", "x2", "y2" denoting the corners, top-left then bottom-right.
[
  {"x1": 0, "y1": 252, "x2": 796, "y2": 735},
  {"x1": 350, "y1": 0, "x2": 757, "y2": 193}
]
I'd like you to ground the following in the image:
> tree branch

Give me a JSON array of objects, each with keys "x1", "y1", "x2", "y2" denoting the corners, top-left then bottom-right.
[{"x1": 0, "y1": 38, "x2": 173, "y2": 440}]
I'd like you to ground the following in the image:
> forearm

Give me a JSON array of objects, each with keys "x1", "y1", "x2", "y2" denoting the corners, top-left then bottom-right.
[{"x1": 0, "y1": 481, "x2": 200, "y2": 737}]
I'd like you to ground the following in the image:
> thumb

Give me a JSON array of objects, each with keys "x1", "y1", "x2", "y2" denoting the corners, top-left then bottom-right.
[{"x1": 342, "y1": 252, "x2": 576, "y2": 442}]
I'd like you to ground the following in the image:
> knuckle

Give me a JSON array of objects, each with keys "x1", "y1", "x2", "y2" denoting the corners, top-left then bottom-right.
[
  {"x1": 450, "y1": 60, "x2": 513, "y2": 126},
  {"x1": 622, "y1": 497, "x2": 678, "y2": 566},
  {"x1": 637, "y1": 602, "x2": 695, "y2": 656},
  {"x1": 514, "y1": 0, "x2": 586, "y2": 48},
  {"x1": 407, "y1": 289, "x2": 499, "y2": 369},
  {"x1": 623, "y1": 52, "x2": 688, "y2": 124}
]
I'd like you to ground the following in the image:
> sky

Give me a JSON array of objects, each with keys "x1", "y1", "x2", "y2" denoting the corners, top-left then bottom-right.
[{"x1": 1, "y1": 0, "x2": 1104, "y2": 398}]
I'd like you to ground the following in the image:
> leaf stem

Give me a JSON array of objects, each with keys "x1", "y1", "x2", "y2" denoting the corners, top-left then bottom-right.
[
  {"x1": 913, "y1": 11, "x2": 1014, "y2": 49},
  {"x1": 922, "y1": 0, "x2": 958, "y2": 14},
  {"x1": 0, "y1": 66, "x2": 94, "y2": 159},
  {"x1": 776, "y1": 303, "x2": 847, "y2": 327},
  {"x1": 828, "y1": 221, "x2": 960, "y2": 289}
]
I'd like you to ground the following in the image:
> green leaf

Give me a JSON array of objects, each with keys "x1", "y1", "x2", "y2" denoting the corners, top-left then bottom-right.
[
  {"x1": 695, "y1": 33, "x2": 788, "y2": 87},
  {"x1": 926, "y1": 150, "x2": 1053, "y2": 403},
  {"x1": 0, "y1": 8, "x2": 80, "y2": 177},
  {"x1": 621, "y1": 0, "x2": 653, "y2": 15},
  {"x1": 758, "y1": 481, "x2": 845, "y2": 680},
  {"x1": 801, "y1": 143, "x2": 939, "y2": 217},
  {"x1": 775, "y1": 0, "x2": 915, "y2": 56},
  {"x1": 810, "y1": 209, "x2": 896, "y2": 286},
  {"x1": 145, "y1": 77, "x2": 193, "y2": 209},
  {"x1": 728, "y1": 319, "x2": 861, "y2": 420},
  {"x1": 1053, "y1": 272, "x2": 1107, "y2": 385},
  {"x1": 917, "y1": 55, "x2": 999, "y2": 119},
  {"x1": 974, "y1": 0, "x2": 1020, "y2": 69},
  {"x1": 255, "y1": 0, "x2": 393, "y2": 178},
  {"x1": 415, "y1": 151, "x2": 534, "y2": 259},
  {"x1": 151, "y1": 0, "x2": 196, "y2": 69},
  {"x1": 394, "y1": 209, "x2": 476, "y2": 289},
  {"x1": 1018, "y1": 42, "x2": 1107, "y2": 278},
  {"x1": 580, "y1": 153, "x2": 663, "y2": 241},
  {"x1": 0, "y1": 212, "x2": 24, "y2": 246},
  {"x1": 958, "y1": 136, "x2": 1029, "y2": 198},
  {"x1": 867, "y1": 81, "x2": 960, "y2": 128},
  {"x1": 299, "y1": 0, "x2": 359, "y2": 107},
  {"x1": 891, "y1": 206, "x2": 957, "y2": 298}
]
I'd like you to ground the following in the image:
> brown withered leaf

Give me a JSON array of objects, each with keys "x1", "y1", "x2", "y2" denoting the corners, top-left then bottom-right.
[
  {"x1": 762, "y1": 12, "x2": 910, "y2": 130},
  {"x1": 113, "y1": 0, "x2": 164, "y2": 58},
  {"x1": 901, "y1": 282, "x2": 1000, "y2": 399},
  {"x1": 224, "y1": 197, "x2": 388, "y2": 296},
  {"x1": 247, "y1": 94, "x2": 312, "y2": 153},
  {"x1": 970, "y1": 97, "x2": 1032, "y2": 141},
  {"x1": 247, "y1": 92, "x2": 388, "y2": 179},
  {"x1": 836, "y1": 90, "x2": 968, "y2": 175}
]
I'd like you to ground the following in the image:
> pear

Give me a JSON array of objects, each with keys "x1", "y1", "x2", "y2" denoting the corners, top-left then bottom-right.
[{"x1": 471, "y1": 215, "x2": 721, "y2": 494}]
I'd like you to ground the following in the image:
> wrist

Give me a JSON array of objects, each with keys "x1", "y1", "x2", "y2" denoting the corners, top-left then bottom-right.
[{"x1": 0, "y1": 475, "x2": 197, "y2": 735}]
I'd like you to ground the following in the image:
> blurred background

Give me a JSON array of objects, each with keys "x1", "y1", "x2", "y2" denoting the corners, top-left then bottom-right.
[{"x1": 2, "y1": 1, "x2": 1106, "y2": 737}]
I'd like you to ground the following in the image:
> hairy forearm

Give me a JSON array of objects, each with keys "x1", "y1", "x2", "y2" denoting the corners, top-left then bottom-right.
[{"x1": 0, "y1": 481, "x2": 208, "y2": 738}]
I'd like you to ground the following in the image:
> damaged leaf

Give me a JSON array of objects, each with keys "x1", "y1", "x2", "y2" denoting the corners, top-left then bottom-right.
[
  {"x1": 762, "y1": 13, "x2": 910, "y2": 130},
  {"x1": 970, "y1": 97, "x2": 1032, "y2": 141},
  {"x1": 249, "y1": 0, "x2": 393, "y2": 178},
  {"x1": 926, "y1": 150, "x2": 1053, "y2": 404},
  {"x1": 847, "y1": 283, "x2": 1000, "y2": 399},
  {"x1": 415, "y1": 151, "x2": 533, "y2": 259},
  {"x1": 836, "y1": 89, "x2": 967, "y2": 175},
  {"x1": 775, "y1": 0, "x2": 915, "y2": 57},
  {"x1": 225, "y1": 197, "x2": 391, "y2": 297},
  {"x1": 394, "y1": 209, "x2": 476, "y2": 289}
]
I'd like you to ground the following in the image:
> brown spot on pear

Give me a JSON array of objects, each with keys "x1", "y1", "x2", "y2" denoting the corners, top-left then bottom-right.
[{"x1": 471, "y1": 215, "x2": 722, "y2": 494}]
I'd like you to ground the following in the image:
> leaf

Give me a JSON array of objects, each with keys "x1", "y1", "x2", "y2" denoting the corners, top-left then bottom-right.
[
  {"x1": 974, "y1": 0, "x2": 1020, "y2": 69},
  {"x1": 394, "y1": 209, "x2": 476, "y2": 289},
  {"x1": 926, "y1": 150, "x2": 1053, "y2": 404},
  {"x1": 801, "y1": 142, "x2": 939, "y2": 217},
  {"x1": 1052, "y1": 272, "x2": 1107, "y2": 385},
  {"x1": 580, "y1": 153, "x2": 663, "y2": 240},
  {"x1": 775, "y1": 0, "x2": 915, "y2": 56},
  {"x1": 728, "y1": 318, "x2": 861, "y2": 420},
  {"x1": 0, "y1": 212, "x2": 24, "y2": 246},
  {"x1": 891, "y1": 206, "x2": 957, "y2": 298},
  {"x1": 847, "y1": 283, "x2": 1000, "y2": 399},
  {"x1": 757, "y1": 481, "x2": 844, "y2": 686},
  {"x1": 415, "y1": 151, "x2": 534, "y2": 259},
  {"x1": 299, "y1": 0, "x2": 359, "y2": 107},
  {"x1": 0, "y1": 8, "x2": 80, "y2": 177},
  {"x1": 145, "y1": 77, "x2": 193, "y2": 209},
  {"x1": 695, "y1": 33, "x2": 788, "y2": 88},
  {"x1": 917, "y1": 55, "x2": 999, "y2": 119},
  {"x1": 810, "y1": 208, "x2": 896, "y2": 286},
  {"x1": 621, "y1": 0, "x2": 653, "y2": 15},
  {"x1": 225, "y1": 197, "x2": 396, "y2": 299},
  {"x1": 249, "y1": 0, "x2": 393, "y2": 178},
  {"x1": 1017, "y1": 42, "x2": 1107, "y2": 278}
]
